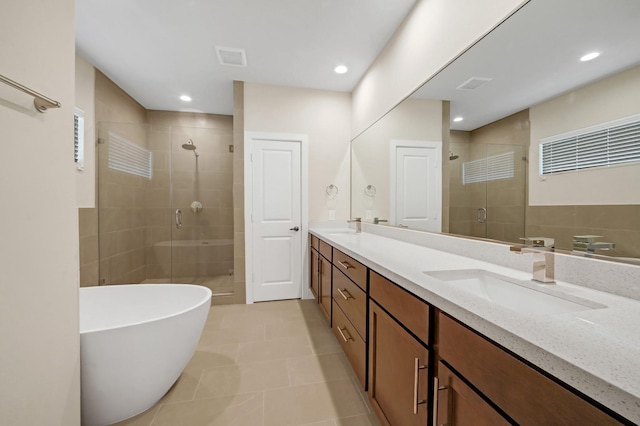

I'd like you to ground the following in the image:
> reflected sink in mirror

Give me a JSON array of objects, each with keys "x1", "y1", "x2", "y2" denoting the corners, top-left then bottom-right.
[{"x1": 424, "y1": 269, "x2": 606, "y2": 315}]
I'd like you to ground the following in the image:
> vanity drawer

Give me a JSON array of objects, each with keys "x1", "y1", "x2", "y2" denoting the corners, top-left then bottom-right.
[
  {"x1": 370, "y1": 271, "x2": 430, "y2": 345},
  {"x1": 311, "y1": 234, "x2": 320, "y2": 250},
  {"x1": 319, "y1": 239, "x2": 332, "y2": 261},
  {"x1": 332, "y1": 300, "x2": 366, "y2": 388},
  {"x1": 333, "y1": 249, "x2": 366, "y2": 290},
  {"x1": 438, "y1": 312, "x2": 622, "y2": 426},
  {"x1": 332, "y1": 266, "x2": 366, "y2": 339}
]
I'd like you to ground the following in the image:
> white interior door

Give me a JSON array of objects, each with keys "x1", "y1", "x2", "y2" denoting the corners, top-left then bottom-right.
[
  {"x1": 250, "y1": 138, "x2": 302, "y2": 302},
  {"x1": 391, "y1": 140, "x2": 442, "y2": 232}
]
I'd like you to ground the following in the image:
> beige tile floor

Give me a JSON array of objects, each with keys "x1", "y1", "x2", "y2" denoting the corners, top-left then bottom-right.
[{"x1": 113, "y1": 299, "x2": 380, "y2": 426}]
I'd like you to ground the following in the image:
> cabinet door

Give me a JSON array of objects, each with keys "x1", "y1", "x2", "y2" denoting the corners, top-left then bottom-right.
[
  {"x1": 369, "y1": 301, "x2": 429, "y2": 426},
  {"x1": 319, "y1": 255, "x2": 332, "y2": 323},
  {"x1": 435, "y1": 362, "x2": 509, "y2": 426},
  {"x1": 310, "y1": 248, "x2": 319, "y2": 300}
]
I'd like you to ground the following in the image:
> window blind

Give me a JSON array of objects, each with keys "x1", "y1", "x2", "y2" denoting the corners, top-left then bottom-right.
[
  {"x1": 463, "y1": 152, "x2": 514, "y2": 184},
  {"x1": 74, "y1": 108, "x2": 84, "y2": 165},
  {"x1": 540, "y1": 115, "x2": 640, "y2": 175},
  {"x1": 108, "y1": 132, "x2": 153, "y2": 179}
]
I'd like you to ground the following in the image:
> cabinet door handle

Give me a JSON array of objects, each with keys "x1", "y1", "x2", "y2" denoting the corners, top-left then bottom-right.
[
  {"x1": 337, "y1": 260, "x2": 352, "y2": 270},
  {"x1": 413, "y1": 358, "x2": 427, "y2": 414},
  {"x1": 337, "y1": 288, "x2": 353, "y2": 300},
  {"x1": 337, "y1": 326, "x2": 353, "y2": 342},
  {"x1": 433, "y1": 377, "x2": 449, "y2": 426}
]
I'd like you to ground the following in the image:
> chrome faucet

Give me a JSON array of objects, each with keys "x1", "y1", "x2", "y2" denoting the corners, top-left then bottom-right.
[
  {"x1": 348, "y1": 217, "x2": 362, "y2": 233},
  {"x1": 573, "y1": 235, "x2": 615, "y2": 254},
  {"x1": 373, "y1": 217, "x2": 387, "y2": 225},
  {"x1": 510, "y1": 237, "x2": 555, "y2": 284}
]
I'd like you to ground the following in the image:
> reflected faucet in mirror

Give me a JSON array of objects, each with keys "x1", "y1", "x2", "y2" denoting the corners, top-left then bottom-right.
[
  {"x1": 573, "y1": 235, "x2": 616, "y2": 254},
  {"x1": 510, "y1": 237, "x2": 555, "y2": 284}
]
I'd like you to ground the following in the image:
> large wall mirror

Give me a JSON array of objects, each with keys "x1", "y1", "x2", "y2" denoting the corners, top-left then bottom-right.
[{"x1": 351, "y1": 0, "x2": 640, "y2": 262}]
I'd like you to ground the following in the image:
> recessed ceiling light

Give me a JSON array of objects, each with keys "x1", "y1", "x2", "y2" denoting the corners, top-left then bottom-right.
[
  {"x1": 334, "y1": 65, "x2": 348, "y2": 74},
  {"x1": 453, "y1": 117, "x2": 464, "y2": 122},
  {"x1": 580, "y1": 52, "x2": 600, "y2": 62},
  {"x1": 180, "y1": 95, "x2": 192, "y2": 102}
]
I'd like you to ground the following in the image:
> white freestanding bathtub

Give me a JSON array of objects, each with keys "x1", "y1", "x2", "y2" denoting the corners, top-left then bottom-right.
[{"x1": 79, "y1": 284, "x2": 211, "y2": 426}]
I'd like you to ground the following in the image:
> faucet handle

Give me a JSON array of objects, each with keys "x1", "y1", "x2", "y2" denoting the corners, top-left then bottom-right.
[{"x1": 519, "y1": 237, "x2": 554, "y2": 248}]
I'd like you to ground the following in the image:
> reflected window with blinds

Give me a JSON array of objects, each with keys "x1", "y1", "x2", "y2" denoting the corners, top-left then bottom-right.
[
  {"x1": 108, "y1": 132, "x2": 153, "y2": 179},
  {"x1": 463, "y1": 152, "x2": 514, "y2": 184},
  {"x1": 540, "y1": 114, "x2": 640, "y2": 175}
]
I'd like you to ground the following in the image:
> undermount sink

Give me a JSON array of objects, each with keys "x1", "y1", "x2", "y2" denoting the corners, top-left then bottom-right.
[
  {"x1": 326, "y1": 228, "x2": 358, "y2": 236},
  {"x1": 424, "y1": 269, "x2": 606, "y2": 315}
]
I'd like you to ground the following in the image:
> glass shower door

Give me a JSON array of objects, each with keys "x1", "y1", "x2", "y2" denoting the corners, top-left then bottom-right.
[
  {"x1": 448, "y1": 142, "x2": 526, "y2": 244},
  {"x1": 170, "y1": 126, "x2": 234, "y2": 295}
]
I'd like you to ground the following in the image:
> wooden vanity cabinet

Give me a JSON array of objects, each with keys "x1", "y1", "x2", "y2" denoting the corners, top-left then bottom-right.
[
  {"x1": 331, "y1": 248, "x2": 368, "y2": 388},
  {"x1": 319, "y1": 249, "x2": 332, "y2": 323},
  {"x1": 437, "y1": 312, "x2": 625, "y2": 426},
  {"x1": 434, "y1": 361, "x2": 509, "y2": 426},
  {"x1": 309, "y1": 235, "x2": 332, "y2": 324},
  {"x1": 368, "y1": 272, "x2": 431, "y2": 426},
  {"x1": 309, "y1": 236, "x2": 320, "y2": 299}
]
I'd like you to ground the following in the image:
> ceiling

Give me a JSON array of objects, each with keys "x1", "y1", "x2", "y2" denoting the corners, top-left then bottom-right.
[
  {"x1": 75, "y1": 0, "x2": 416, "y2": 115},
  {"x1": 412, "y1": 0, "x2": 640, "y2": 131}
]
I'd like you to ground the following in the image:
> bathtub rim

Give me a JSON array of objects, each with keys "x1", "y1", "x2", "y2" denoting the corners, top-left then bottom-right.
[{"x1": 79, "y1": 283, "x2": 212, "y2": 335}]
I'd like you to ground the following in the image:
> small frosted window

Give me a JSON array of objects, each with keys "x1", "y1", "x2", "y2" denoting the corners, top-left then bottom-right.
[
  {"x1": 74, "y1": 107, "x2": 85, "y2": 170},
  {"x1": 540, "y1": 114, "x2": 640, "y2": 175},
  {"x1": 463, "y1": 152, "x2": 514, "y2": 184},
  {"x1": 108, "y1": 132, "x2": 153, "y2": 179}
]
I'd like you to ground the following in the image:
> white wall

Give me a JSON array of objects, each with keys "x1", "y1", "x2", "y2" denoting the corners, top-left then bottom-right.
[
  {"x1": 75, "y1": 55, "x2": 96, "y2": 208},
  {"x1": 529, "y1": 65, "x2": 640, "y2": 205},
  {"x1": 351, "y1": 0, "x2": 527, "y2": 137},
  {"x1": 351, "y1": 98, "x2": 443, "y2": 220},
  {"x1": 244, "y1": 83, "x2": 351, "y2": 222},
  {"x1": 0, "y1": 1, "x2": 80, "y2": 425}
]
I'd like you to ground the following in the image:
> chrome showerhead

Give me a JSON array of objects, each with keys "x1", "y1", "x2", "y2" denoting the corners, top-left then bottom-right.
[
  {"x1": 182, "y1": 139, "x2": 197, "y2": 150},
  {"x1": 449, "y1": 151, "x2": 459, "y2": 160}
]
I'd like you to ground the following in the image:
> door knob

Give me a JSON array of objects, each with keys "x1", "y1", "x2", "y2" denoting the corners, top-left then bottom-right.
[{"x1": 289, "y1": 226, "x2": 300, "y2": 231}]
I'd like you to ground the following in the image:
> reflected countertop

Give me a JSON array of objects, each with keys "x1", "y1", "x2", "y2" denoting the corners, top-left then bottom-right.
[{"x1": 310, "y1": 225, "x2": 640, "y2": 423}]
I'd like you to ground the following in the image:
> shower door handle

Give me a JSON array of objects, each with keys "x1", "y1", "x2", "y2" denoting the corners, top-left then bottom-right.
[
  {"x1": 477, "y1": 207, "x2": 487, "y2": 223},
  {"x1": 175, "y1": 209, "x2": 183, "y2": 230}
]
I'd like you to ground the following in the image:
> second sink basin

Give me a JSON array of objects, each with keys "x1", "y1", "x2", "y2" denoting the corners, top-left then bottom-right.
[{"x1": 424, "y1": 269, "x2": 606, "y2": 315}]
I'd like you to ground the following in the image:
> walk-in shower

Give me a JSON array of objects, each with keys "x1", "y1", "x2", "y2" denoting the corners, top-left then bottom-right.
[{"x1": 95, "y1": 122, "x2": 234, "y2": 296}]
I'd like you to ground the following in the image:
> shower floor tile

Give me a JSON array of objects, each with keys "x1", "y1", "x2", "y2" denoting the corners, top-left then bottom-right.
[
  {"x1": 142, "y1": 274, "x2": 234, "y2": 295},
  {"x1": 111, "y1": 299, "x2": 379, "y2": 426}
]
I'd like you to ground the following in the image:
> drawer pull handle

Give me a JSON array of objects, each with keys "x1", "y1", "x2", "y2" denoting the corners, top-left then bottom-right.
[
  {"x1": 337, "y1": 260, "x2": 352, "y2": 270},
  {"x1": 433, "y1": 377, "x2": 449, "y2": 426},
  {"x1": 337, "y1": 326, "x2": 353, "y2": 342},
  {"x1": 337, "y1": 288, "x2": 353, "y2": 300},
  {"x1": 413, "y1": 358, "x2": 427, "y2": 414}
]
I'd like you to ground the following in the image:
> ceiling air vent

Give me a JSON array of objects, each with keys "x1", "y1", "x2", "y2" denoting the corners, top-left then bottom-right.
[
  {"x1": 215, "y1": 46, "x2": 247, "y2": 67},
  {"x1": 456, "y1": 77, "x2": 493, "y2": 91}
]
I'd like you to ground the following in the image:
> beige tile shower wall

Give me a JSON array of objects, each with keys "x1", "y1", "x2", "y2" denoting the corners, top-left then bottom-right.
[
  {"x1": 146, "y1": 111, "x2": 234, "y2": 282},
  {"x1": 78, "y1": 70, "x2": 148, "y2": 286},
  {"x1": 526, "y1": 205, "x2": 640, "y2": 258},
  {"x1": 449, "y1": 131, "x2": 472, "y2": 236}
]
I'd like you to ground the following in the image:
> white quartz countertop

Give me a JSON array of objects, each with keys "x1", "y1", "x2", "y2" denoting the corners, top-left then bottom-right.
[{"x1": 310, "y1": 227, "x2": 640, "y2": 424}]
